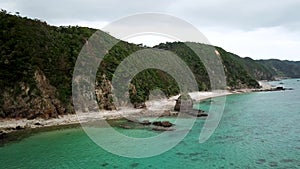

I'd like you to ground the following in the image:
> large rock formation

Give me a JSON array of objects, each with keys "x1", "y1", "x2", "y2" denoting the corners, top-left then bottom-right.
[
  {"x1": 2, "y1": 69, "x2": 66, "y2": 119},
  {"x1": 174, "y1": 93, "x2": 194, "y2": 113},
  {"x1": 174, "y1": 93, "x2": 208, "y2": 117}
]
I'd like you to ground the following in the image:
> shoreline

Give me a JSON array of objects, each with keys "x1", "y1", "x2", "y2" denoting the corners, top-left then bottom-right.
[
  {"x1": 1, "y1": 81, "x2": 285, "y2": 145},
  {"x1": 0, "y1": 89, "x2": 247, "y2": 134},
  {"x1": 2, "y1": 77, "x2": 285, "y2": 135}
]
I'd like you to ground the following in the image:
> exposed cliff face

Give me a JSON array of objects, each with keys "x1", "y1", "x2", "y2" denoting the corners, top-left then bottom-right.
[
  {"x1": 32, "y1": 69, "x2": 67, "y2": 118},
  {"x1": 95, "y1": 74, "x2": 116, "y2": 110},
  {"x1": 2, "y1": 69, "x2": 67, "y2": 119}
]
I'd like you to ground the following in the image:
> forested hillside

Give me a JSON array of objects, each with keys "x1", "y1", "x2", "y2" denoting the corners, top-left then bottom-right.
[
  {"x1": 0, "y1": 10, "x2": 299, "y2": 119},
  {"x1": 257, "y1": 59, "x2": 300, "y2": 78}
]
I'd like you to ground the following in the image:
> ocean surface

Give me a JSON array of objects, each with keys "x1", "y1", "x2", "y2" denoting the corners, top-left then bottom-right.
[{"x1": 1, "y1": 79, "x2": 300, "y2": 169}]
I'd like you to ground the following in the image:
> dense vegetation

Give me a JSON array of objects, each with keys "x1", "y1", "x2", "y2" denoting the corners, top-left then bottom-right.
[
  {"x1": 257, "y1": 59, "x2": 300, "y2": 78},
  {"x1": 0, "y1": 10, "x2": 95, "y2": 98},
  {"x1": 154, "y1": 43, "x2": 260, "y2": 89},
  {"x1": 0, "y1": 10, "x2": 299, "y2": 118},
  {"x1": 227, "y1": 54, "x2": 300, "y2": 80},
  {"x1": 0, "y1": 10, "x2": 96, "y2": 117}
]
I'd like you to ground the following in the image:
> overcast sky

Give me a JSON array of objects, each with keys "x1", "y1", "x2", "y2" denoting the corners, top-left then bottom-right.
[{"x1": 1, "y1": 0, "x2": 300, "y2": 61}]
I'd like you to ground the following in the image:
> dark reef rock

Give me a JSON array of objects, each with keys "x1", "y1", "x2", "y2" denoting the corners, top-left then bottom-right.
[
  {"x1": 152, "y1": 121, "x2": 162, "y2": 126},
  {"x1": 15, "y1": 126, "x2": 24, "y2": 130},
  {"x1": 130, "y1": 163, "x2": 139, "y2": 168},
  {"x1": 152, "y1": 121, "x2": 173, "y2": 127},
  {"x1": 197, "y1": 113, "x2": 208, "y2": 117},
  {"x1": 101, "y1": 162, "x2": 109, "y2": 167},
  {"x1": 161, "y1": 121, "x2": 173, "y2": 127}
]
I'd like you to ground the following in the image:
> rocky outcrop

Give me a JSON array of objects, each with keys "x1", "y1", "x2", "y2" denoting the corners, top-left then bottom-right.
[
  {"x1": 31, "y1": 69, "x2": 66, "y2": 118},
  {"x1": 2, "y1": 69, "x2": 66, "y2": 119},
  {"x1": 174, "y1": 93, "x2": 193, "y2": 112},
  {"x1": 95, "y1": 74, "x2": 116, "y2": 110},
  {"x1": 174, "y1": 93, "x2": 209, "y2": 117}
]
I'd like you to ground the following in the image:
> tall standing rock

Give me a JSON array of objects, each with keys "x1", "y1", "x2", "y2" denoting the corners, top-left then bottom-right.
[{"x1": 174, "y1": 93, "x2": 193, "y2": 113}]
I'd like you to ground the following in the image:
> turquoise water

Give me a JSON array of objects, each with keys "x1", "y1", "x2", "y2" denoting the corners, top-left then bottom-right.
[{"x1": 1, "y1": 79, "x2": 300, "y2": 168}]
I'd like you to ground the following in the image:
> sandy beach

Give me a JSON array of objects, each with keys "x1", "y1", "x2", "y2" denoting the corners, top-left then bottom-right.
[
  {"x1": 0, "y1": 89, "x2": 243, "y2": 134},
  {"x1": 5, "y1": 80, "x2": 281, "y2": 136}
]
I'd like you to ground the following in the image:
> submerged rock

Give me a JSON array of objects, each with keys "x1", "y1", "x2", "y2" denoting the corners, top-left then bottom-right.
[{"x1": 119, "y1": 124, "x2": 132, "y2": 129}]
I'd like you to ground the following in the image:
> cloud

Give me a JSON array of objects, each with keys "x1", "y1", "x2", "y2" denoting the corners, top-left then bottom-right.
[
  {"x1": 167, "y1": 0, "x2": 300, "y2": 31},
  {"x1": 2, "y1": 0, "x2": 300, "y2": 32},
  {"x1": 1, "y1": 0, "x2": 170, "y2": 22},
  {"x1": 203, "y1": 26, "x2": 300, "y2": 61},
  {"x1": 2, "y1": 0, "x2": 300, "y2": 31}
]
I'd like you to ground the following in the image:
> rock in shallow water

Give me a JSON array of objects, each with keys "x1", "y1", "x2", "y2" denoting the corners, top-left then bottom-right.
[
  {"x1": 174, "y1": 93, "x2": 193, "y2": 112},
  {"x1": 152, "y1": 121, "x2": 162, "y2": 126},
  {"x1": 15, "y1": 125, "x2": 24, "y2": 130},
  {"x1": 152, "y1": 121, "x2": 173, "y2": 127},
  {"x1": 161, "y1": 121, "x2": 173, "y2": 127},
  {"x1": 197, "y1": 113, "x2": 208, "y2": 117}
]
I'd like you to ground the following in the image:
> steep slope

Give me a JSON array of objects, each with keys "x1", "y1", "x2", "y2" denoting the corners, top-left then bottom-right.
[
  {"x1": 0, "y1": 11, "x2": 182, "y2": 118},
  {"x1": 226, "y1": 53, "x2": 275, "y2": 80},
  {"x1": 155, "y1": 43, "x2": 260, "y2": 89},
  {"x1": 0, "y1": 10, "x2": 96, "y2": 118}
]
